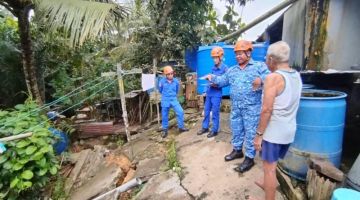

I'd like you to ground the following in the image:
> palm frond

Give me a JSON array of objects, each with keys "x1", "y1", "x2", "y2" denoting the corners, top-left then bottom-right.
[{"x1": 35, "y1": 0, "x2": 128, "y2": 47}]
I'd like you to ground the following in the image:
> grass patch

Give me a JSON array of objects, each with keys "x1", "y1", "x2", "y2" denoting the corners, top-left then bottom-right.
[
  {"x1": 167, "y1": 139, "x2": 182, "y2": 177},
  {"x1": 51, "y1": 174, "x2": 68, "y2": 200}
]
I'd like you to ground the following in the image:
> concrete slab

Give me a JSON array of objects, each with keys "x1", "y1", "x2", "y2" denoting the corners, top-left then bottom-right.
[{"x1": 135, "y1": 171, "x2": 192, "y2": 200}]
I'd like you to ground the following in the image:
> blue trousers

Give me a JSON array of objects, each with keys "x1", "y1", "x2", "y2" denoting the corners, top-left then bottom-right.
[
  {"x1": 230, "y1": 104, "x2": 261, "y2": 159},
  {"x1": 161, "y1": 100, "x2": 185, "y2": 130},
  {"x1": 202, "y1": 96, "x2": 222, "y2": 132}
]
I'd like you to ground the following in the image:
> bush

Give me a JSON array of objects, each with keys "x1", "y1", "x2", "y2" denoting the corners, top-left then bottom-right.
[{"x1": 0, "y1": 100, "x2": 59, "y2": 199}]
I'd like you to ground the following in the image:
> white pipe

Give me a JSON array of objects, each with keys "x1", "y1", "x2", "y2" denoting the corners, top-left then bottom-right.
[
  {"x1": 0, "y1": 132, "x2": 33, "y2": 142},
  {"x1": 92, "y1": 178, "x2": 142, "y2": 200}
]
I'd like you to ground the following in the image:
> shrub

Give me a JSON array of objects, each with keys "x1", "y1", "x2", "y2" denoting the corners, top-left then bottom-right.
[{"x1": 0, "y1": 100, "x2": 59, "y2": 199}]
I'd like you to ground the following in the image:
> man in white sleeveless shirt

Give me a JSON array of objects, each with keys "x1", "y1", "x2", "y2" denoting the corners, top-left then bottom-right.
[{"x1": 253, "y1": 41, "x2": 302, "y2": 200}]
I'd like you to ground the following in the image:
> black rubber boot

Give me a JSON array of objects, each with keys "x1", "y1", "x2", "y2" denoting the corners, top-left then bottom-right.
[
  {"x1": 207, "y1": 131, "x2": 218, "y2": 138},
  {"x1": 224, "y1": 149, "x2": 244, "y2": 161},
  {"x1": 234, "y1": 156, "x2": 255, "y2": 173},
  {"x1": 197, "y1": 128, "x2": 209, "y2": 135},
  {"x1": 179, "y1": 128, "x2": 189, "y2": 133},
  {"x1": 161, "y1": 129, "x2": 168, "y2": 138}
]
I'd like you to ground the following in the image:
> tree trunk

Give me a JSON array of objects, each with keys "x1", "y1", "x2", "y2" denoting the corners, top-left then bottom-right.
[{"x1": 16, "y1": 6, "x2": 43, "y2": 105}]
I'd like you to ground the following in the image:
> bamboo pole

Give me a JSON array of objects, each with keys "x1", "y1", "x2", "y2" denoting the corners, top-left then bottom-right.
[{"x1": 117, "y1": 64, "x2": 131, "y2": 142}]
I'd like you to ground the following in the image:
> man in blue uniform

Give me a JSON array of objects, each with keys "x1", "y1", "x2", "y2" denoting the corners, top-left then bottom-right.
[
  {"x1": 206, "y1": 40, "x2": 269, "y2": 173},
  {"x1": 198, "y1": 46, "x2": 228, "y2": 138},
  {"x1": 159, "y1": 66, "x2": 189, "y2": 138}
]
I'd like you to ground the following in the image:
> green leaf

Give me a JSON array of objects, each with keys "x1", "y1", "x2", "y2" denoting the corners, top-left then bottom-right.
[
  {"x1": 0, "y1": 155, "x2": 8, "y2": 164},
  {"x1": 16, "y1": 121, "x2": 29, "y2": 128},
  {"x1": 25, "y1": 145, "x2": 37, "y2": 155},
  {"x1": 22, "y1": 181, "x2": 32, "y2": 189},
  {"x1": 14, "y1": 104, "x2": 25, "y2": 110},
  {"x1": 49, "y1": 166, "x2": 58, "y2": 175},
  {"x1": 13, "y1": 127, "x2": 24, "y2": 134},
  {"x1": 31, "y1": 152, "x2": 44, "y2": 161},
  {"x1": 37, "y1": 168, "x2": 48, "y2": 176},
  {"x1": 36, "y1": 157, "x2": 46, "y2": 167},
  {"x1": 0, "y1": 111, "x2": 9, "y2": 117},
  {"x1": 21, "y1": 170, "x2": 34, "y2": 180},
  {"x1": 39, "y1": 145, "x2": 50, "y2": 153},
  {"x1": 16, "y1": 148, "x2": 26, "y2": 155},
  {"x1": 12, "y1": 163, "x2": 24, "y2": 171},
  {"x1": 10, "y1": 177, "x2": 19, "y2": 188},
  {"x1": 35, "y1": 130, "x2": 50, "y2": 137},
  {"x1": 18, "y1": 158, "x2": 30, "y2": 165},
  {"x1": 16, "y1": 140, "x2": 31, "y2": 148},
  {"x1": 3, "y1": 161, "x2": 13, "y2": 170}
]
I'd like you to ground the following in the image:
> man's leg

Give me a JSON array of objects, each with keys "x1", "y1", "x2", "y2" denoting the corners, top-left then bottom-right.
[
  {"x1": 263, "y1": 160, "x2": 277, "y2": 200},
  {"x1": 225, "y1": 105, "x2": 244, "y2": 161},
  {"x1": 234, "y1": 104, "x2": 261, "y2": 172},
  {"x1": 161, "y1": 104, "x2": 170, "y2": 138},
  {"x1": 172, "y1": 100, "x2": 187, "y2": 131},
  {"x1": 200, "y1": 96, "x2": 212, "y2": 133},
  {"x1": 210, "y1": 97, "x2": 221, "y2": 133},
  {"x1": 161, "y1": 105, "x2": 170, "y2": 130},
  {"x1": 243, "y1": 104, "x2": 261, "y2": 159}
]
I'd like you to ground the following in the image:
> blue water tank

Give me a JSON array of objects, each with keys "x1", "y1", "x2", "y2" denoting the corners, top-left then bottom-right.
[
  {"x1": 196, "y1": 43, "x2": 237, "y2": 95},
  {"x1": 252, "y1": 42, "x2": 269, "y2": 62},
  {"x1": 185, "y1": 48, "x2": 197, "y2": 72},
  {"x1": 279, "y1": 89, "x2": 347, "y2": 181},
  {"x1": 195, "y1": 42, "x2": 268, "y2": 95}
]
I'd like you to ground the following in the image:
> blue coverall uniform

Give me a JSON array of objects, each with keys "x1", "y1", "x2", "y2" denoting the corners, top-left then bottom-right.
[
  {"x1": 211, "y1": 59, "x2": 269, "y2": 159},
  {"x1": 159, "y1": 77, "x2": 185, "y2": 130},
  {"x1": 202, "y1": 63, "x2": 228, "y2": 133}
]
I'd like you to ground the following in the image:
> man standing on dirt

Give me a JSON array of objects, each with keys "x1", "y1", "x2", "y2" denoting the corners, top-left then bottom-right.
[
  {"x1": 206, "y1": 40, "x2": 269, "y2": 173},
  {"x1": 253, "y1": 41, "x2": 302, "y2": 200},
  {"x1": 197, "y1": 46, "x2": 228, "y2": 138},
  {"x1": 159, "y1": 66, "x2": 189, "y2": 138}
]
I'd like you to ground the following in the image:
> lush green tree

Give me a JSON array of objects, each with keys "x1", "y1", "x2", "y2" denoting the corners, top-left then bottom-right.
[
  {"x1": 111, "y1": 0, "x2": 214, "y2": 69},
  {"x1": 0, "y1": 12, "x2": 27, "y2": 108},
  {"x1": 0, "y1": 0, "x2": 128, "y2": 105}
]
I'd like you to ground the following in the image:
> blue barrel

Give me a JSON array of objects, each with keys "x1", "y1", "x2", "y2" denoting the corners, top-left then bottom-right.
[
  {"x1": 196, "y1": 43, "x2": 237, "y2": 95},
  {"x1": 252, "y1": 42, "x2": 269, "y2": 62},
  {"x1": 279, "y1": 89, "x2": 347, "y2": 181},
  {"x1": 302, "y1": 84, "x2": 315, "y2": 89}
]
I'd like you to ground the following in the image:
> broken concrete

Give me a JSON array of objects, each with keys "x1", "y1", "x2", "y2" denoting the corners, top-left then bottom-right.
[
  {"x1": 70, "y1": 163, "x2": 123, "y2": 200},
  {"x1": 135, "y1": 156, "x2": 166, "y2": 178},
  {"x1": 135, "y1": 171, "x2": 192, "y2": 200},
  {"x1": 65, "y1": 146, "x2": 130, "y2": 200}
]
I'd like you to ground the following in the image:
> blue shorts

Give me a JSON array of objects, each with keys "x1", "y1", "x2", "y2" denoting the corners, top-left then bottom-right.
[{"x1": 261, "y1": 140, "x2": 290, "y2": 163}]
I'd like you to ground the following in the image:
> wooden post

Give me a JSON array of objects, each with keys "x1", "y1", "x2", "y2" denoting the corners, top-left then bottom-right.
[
  {"x1": 117, "y1": 64, "x2": 131, "y2": 142},
  {"x1": 139, "y1": 94, "x2": 142, "y2": 124},
  {"x1": 153, "y1": 58, "x2": 160, "y2": 126}
]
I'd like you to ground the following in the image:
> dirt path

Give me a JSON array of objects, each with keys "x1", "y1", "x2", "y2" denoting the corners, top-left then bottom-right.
[{"x1": 176, "y1": 113, "x2": 286, "y2": 200}]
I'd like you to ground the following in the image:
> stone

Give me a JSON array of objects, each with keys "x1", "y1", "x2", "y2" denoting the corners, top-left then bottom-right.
[{"x1": 135, "y1": 171, "x2": 191, "y2": 200}]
